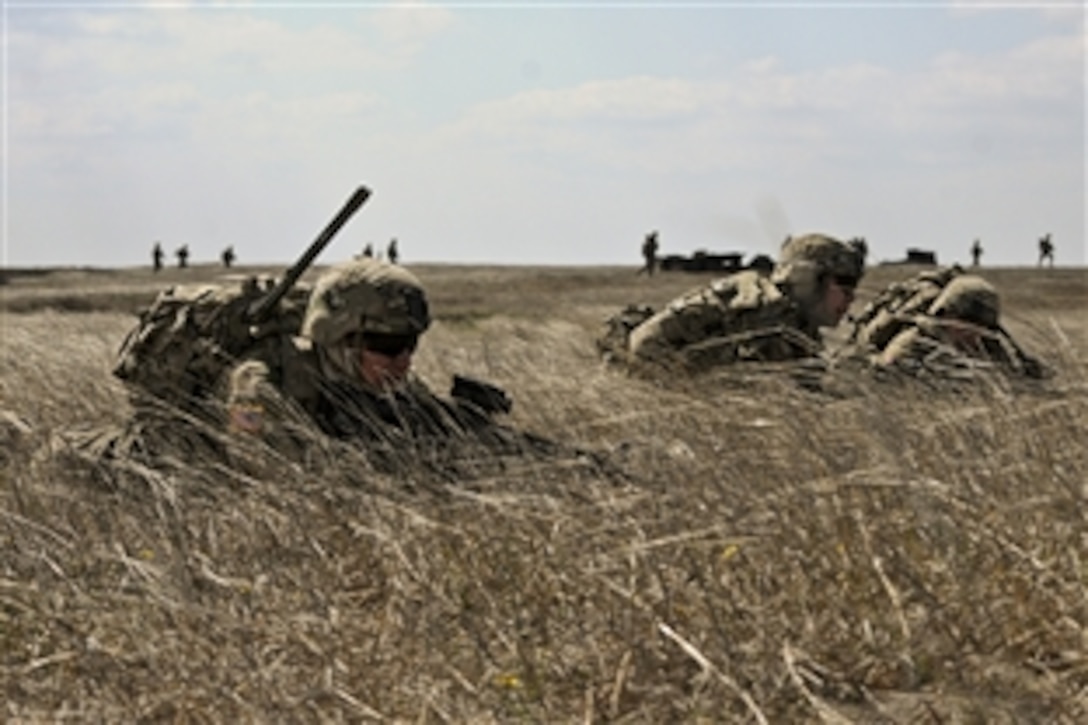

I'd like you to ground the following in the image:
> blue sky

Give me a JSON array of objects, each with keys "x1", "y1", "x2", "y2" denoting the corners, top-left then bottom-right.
[{"x1": 3, "y1": 1, "x2": 1084, "y2": 269}]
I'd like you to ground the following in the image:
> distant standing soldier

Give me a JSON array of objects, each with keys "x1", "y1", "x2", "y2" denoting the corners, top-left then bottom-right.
[
  {"x1": 387, "y1": 237, "x2": 399, "y2": 265},
  {"x1": 221, "y1": 245, "x2": 236, "y2": 269},
  {"x1": 175, "y1": 244, "x2": 190, "y2": 269},
  {"x1": 362, "y1": 243, "x2": 374, "y2": 258},
  {"x1": 152, "y1": 242, "x2": 164, "y2": 273},
  {"x1": 1038, "y1": 234, "x2": 1054, "y2": 267},
  {"x1": 970, "y1": 238, "x2": 983, "y2": 267},
  {"x1": 638, "y1": 231, "x2": 659, "y2": 276}
]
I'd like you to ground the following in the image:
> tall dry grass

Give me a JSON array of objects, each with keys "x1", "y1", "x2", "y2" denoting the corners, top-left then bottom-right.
[{"x1": 1, "y1": 263, "x2": 1086, "y2": 722}]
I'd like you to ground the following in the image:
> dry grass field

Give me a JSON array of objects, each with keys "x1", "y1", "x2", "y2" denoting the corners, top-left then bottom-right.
[{"x1": 1, "y1": 260, "x2": 1086, "y2": 722}]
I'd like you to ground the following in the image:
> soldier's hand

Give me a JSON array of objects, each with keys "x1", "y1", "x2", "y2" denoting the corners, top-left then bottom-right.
[
  {"x1": 450, "y1": 375, "x2": 513, "y2": 415},
  {"x1": 229, "y1": 402, "x2": 265, "y2": 434},
  {"x1": 227, "y1": 360, "x2": 272, "y2": 433}
]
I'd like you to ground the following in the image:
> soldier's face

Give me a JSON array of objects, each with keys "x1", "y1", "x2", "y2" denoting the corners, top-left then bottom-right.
[
  {"x1": 811, "y1": 277, "x2": 856, "y2": 327},
  {"x1": 359, "y1": 348, "x2": 414, "y2": 388},
  {"x1": 357, "y1": 332, "x2": 419, "y2": 388}
]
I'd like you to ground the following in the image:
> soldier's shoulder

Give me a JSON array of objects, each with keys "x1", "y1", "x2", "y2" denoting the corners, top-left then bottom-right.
[
  {"x1": 882, "y1": 325, "x2": 926, "y2": 358},
  {"x1": 707, "y1": 270, "x2": 785, "y2": 310}
]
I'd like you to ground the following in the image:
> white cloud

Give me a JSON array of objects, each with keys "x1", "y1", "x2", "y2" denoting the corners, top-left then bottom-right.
[
  {"x1": 428, "y1": 27, "x2": 1078, "y2": 177},
  {"x1": 945, "y1": 0, "x2": 1084, "y2": 22},
  {"x1": 4, "y1": 5, "x2": 1083, "y2": 267},
  {"x1": 370, "y1": 1, "x2": 456, "y2": 52},
  {"x1": 188, "y1": 89, "x2": 390, "y2": 155},
  {"x1": 452, "y1": 76, "x2": 708, "y2": 127},
  {"x1": 13, "y1": 5, "x2": 454, "y2": 91},
  {"x1": 931, "y1": 32, "x2": 1083, "y2": 100},
  {"x1": 7, "y1": 5, "x2": 446, "y2": 157},
  {"x1": 90, "y1": 11, "x2": 384, "y2": 75}
]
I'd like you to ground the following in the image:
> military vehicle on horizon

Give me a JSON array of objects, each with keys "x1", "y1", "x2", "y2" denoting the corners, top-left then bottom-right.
[
  {"x1": 880, "y1": 248, "x2": 939, "y2": 266},
  {"x1": 659, "y1": 250, "x2": 771, "y2": 274}
]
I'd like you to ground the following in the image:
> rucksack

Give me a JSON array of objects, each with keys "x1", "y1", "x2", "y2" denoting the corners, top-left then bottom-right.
[
  {"x1": 113, "y1": 186, "x2": 377, "y2": 417},
  {"x1": 112, "y1": 276, "x2": 313, "y2": 416},
  {"x1": 849, "y1": 265, "x2": 965, "y2": 350}
]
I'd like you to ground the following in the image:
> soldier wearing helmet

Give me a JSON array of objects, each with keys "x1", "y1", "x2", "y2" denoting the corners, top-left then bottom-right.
[
  {"x1": 226, "y1": 258, "x2": 577, "y2": 469},
  {"x1": 301, "y1": 257, "x2": 431, "y2": 391},
  {"x1": 769, "y1": 233, "x2": 865, "y2": 329},
  {"x1": 875, "y1": 274, "x2": 1046, "y2": 377},
  {"x1": 603, "y1": 233, "x2": 865, "y2": 371}
]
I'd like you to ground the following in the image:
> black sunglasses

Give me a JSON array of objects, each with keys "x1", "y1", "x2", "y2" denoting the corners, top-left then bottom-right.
[
  {"x1": 831, "y1": 275, "x2": 859, "y2": 289},
  {"x1": 360, "y1": 332, "x2": 419, "y2": 357}
]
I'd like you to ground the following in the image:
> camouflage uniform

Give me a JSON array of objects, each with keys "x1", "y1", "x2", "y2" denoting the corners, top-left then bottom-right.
[
  {"x1": 69, "y1": 260, "x2": 584, "y2": 478},
  {"x1": 226, "y1": 259, "x2": 576, "y2": 472},
  {"x1": 602, "y1": 233, "x2": 866, "y2": 372},
  {"x1": 873, "y1": 275, "x2": 1047, "y2": 378},
  {"x1": 627, "y1": 270, "x2": 814, "y2": 367},
  {"x1": 849, "y1": 266, "x2": 964, "y2": 352}
]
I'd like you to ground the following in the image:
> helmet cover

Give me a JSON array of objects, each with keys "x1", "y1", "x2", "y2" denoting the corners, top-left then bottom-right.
[
  {"x1": 302, "y1": 258, "x2": 430, "y2": 347},
  {"x1": 771, "y1": 233, "x2": 866, "y2": 304},
  {"x1": 927, "y1": 275, "x2": 1000, "y2": 329}
]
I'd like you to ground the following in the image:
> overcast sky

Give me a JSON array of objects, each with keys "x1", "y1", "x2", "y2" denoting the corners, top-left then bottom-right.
[{"x1": 3, "y1": 0, "x2": 1084, "y2": 269}]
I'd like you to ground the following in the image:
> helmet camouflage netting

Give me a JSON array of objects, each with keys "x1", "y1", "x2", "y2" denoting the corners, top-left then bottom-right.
[
  {"x1": 302, "y1": 259, "x2": 431, "y2": 346},
  {"x1": 771, "y1": 233, "x2": 866, "y2": 304},
  {"x1": 927, "y1": 275, "x2": 1000, "y2": 329},
  {"x1": 775, "y1": 234, "x2": 866, "y2": 281}
]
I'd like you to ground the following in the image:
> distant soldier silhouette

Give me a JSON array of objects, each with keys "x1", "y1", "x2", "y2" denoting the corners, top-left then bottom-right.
[
  {"x1": 1038, "y1": 234, "x2": 1054, "y2": 267},
  {"x1": 362, "y1": 243, "x2": 374, "y2": 258},
  {"x1": 970, "y1": 239, "x2": 983, "y2": 267},
  {"x1": 221, "y1": 245, "x2": 236, "y2": 269},
  {"x1": 387, "y1": 237, "x2": 399, "y2": 265},
  {"x1": 175, "y1": 244, "x2": 190, "y2": 269},
  {"x1": 638, "y1": 231, "x2": 659, "y2": 276},
  {"x1": 151, "y1": 242, "x2": 164, "y2": 273}
]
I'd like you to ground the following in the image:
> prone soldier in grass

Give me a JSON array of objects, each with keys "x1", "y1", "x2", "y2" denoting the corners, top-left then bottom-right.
[
  {"x1": 91, "y1": 187, "x2": 593, "y2": 476},
  {"x1": 848, "y1": 270, "x2": 1049, "y2": 379},
  {"x1": 598, "y1": 233, "x2": 867, "y2": 372},
  {"x1": 224, "y1": 257, "x2": 572, "y2": 471}
]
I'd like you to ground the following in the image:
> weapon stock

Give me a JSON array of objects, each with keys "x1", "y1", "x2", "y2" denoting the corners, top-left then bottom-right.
[{"x1": 245, "y1": 185, "x2": 372, "y2": 323}]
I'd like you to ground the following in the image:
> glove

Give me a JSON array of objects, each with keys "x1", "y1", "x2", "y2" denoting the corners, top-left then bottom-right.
[{"x1": 450, "y1": 375, "x2": 513, "y2": 415}]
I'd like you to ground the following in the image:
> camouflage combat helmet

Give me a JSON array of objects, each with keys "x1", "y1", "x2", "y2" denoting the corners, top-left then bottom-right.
[
  {"x1": 302, "y1": 258, "x2": 430, "y2": 347},
  {"x1": 771, "y1": 233, "x2": 866, "y2": 304},
  {"x1": 927, "y1": 275, "x2": 1000, "y2": 329}
]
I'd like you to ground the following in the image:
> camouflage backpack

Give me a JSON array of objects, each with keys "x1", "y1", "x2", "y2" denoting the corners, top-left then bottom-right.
[
  {"x1": 849, "y1": 265, "x2": 966, "y2": 350},
  {"x1": 112, "y1": 186, "x2": 374, "y2": 419},
  {"x1": 112, "y1": 276, "x2": 313, "y2": 416}
]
